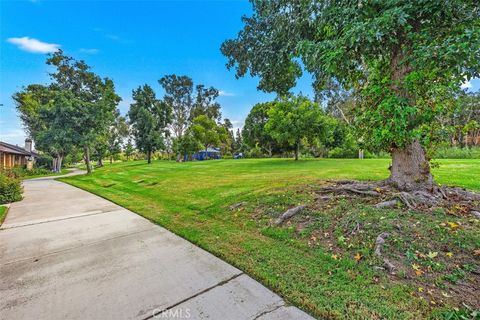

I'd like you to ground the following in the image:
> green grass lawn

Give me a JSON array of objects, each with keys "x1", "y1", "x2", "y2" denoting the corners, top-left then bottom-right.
[
  {"x1": 62, "y1": 158, "x2": 480, "y2": 319},
  {"x1": 0, "y1": 206, "x2": 8, "y2": 225}
]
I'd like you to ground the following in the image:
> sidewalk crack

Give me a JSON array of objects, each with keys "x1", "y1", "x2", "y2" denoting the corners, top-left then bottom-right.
[
  {"x1": 143, "y1": 272, "x2": 244, "y2": 320},
  {"x1": 252, "y1": 303, "x2": 285, "y2": 320}
]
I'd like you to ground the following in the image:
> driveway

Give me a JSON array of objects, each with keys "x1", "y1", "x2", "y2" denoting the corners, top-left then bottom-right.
[{"x1": 0, "y1": 172, "x2": 314, "y2": 320}]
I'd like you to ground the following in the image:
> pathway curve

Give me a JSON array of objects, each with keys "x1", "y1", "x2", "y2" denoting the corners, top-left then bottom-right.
[{"x1": 0, "y1": 171, "x2": 314, "y2": 320}]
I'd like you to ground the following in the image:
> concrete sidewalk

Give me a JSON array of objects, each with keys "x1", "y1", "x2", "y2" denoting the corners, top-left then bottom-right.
[{"x1": 0, "y1": 173, "x2": 314, "y2": 320}]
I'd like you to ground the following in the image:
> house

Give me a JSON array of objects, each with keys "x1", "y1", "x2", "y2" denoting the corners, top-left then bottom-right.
[
  {"x1": 193, "y1": 147, "x2": 221, "y2": 161},
  {"x1": 0, "y1": 139, "x2": 39, "y2": 170}
]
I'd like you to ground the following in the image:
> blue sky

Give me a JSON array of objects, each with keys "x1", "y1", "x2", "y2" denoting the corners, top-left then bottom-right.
[
  {"x1": 0, "y1": 0, "x2": 313, "y2": 145},
  {"x1": 1, "y1": 0, "x2": 479, "y2": 146}
]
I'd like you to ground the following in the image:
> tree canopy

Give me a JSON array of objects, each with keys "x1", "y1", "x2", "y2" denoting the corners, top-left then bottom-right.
[
  {"x1": 159, "y1": 75, "x2": 223, "y2": 139},
  {"x1": 14, "y1": 51, "x2": 121, "y2": 173},
  {"x1": 242, "y1": 102, "x2": 278, "y2": 157},
  {"x1": 190, "y1": 115, "x2": 228, "y2": 158},
  {"x1": 222, "y1": 0, "x2": 480, "y2": 190},
  {"x1": 128, "y1": 84, "x2": 171, "y2": 163},
  {"x1": 266, "y1": 96, "x2": 329, "y2": 160}
]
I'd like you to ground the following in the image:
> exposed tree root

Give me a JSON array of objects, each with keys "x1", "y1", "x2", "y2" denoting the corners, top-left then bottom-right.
[
  {"x1": 472, "y1": 211, "x2": 480, "y2": 219},
  {"x1": 275, "y1": 205, "x2": 305, "y2": 225},
  {"x1": 374, "y1": 232, "x2": 396, "y2": 273},
  {"x1": 318, "y1": 179, "x2": 480, "y2": 213},
  {"x1": 350, "y1": 221, "x2": 361, "y2": 235},
  {"x1": 374, "y1": 199, "x2": 398, "y2": 209}
]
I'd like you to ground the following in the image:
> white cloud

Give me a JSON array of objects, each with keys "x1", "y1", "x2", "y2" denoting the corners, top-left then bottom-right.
[
  {"x1": 0, "y1": 129, "x2": 26, "y2": 145},
  {"x1": 229, "y1": 119, "x2": 244, "y2": 136},
  {"x1": 80, "y1": 48, "x2": 99, "y2": 54},
  {"x1": 106, "y1": 34, "x2": 120, "y2": 41},
  {"x1": 7, "y1": 37, "x2": 60, "y2": 53},
  {"x1": 218, "y1": 90, "x2": 235, "y2": 97}
]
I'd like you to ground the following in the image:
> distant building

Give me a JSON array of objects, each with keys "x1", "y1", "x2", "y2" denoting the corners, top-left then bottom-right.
[
  {"x1": 0, "y1": 139, "x2": 39, "y2": 170},
  {"x1": 193, "y1": 147, "x2": 221, "y2": 161}
]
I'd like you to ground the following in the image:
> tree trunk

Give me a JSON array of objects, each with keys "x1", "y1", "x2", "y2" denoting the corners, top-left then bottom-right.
[
  {"x1": 57, "y1": 155, "x2": 63, "y2": 173},
  {"x1": 267, "y1": 144, "x2": 273, "y2": 158},
  {"x1": 52, "y1": 157, "x2": 58, "y2": 172},
  {"x1": 147, "y1": 150, "x2": 152, "y2": 164},
  {"x1": 110, "y1": 156, "x2": 113, "y2": 164},
  {"x1": 84, "y1": 145, "x2": 92, "y2": 174},
  {"x1": 387, "y1": 49, "x2": 434, "y2": 191},
  {"x1": 294, "y1": 142, "x2": 299, "y2": 161},
  {"x1": 388, "y1": 140, "x2": 433, "y2": 191},
  {"x1": 358, "y1": 149, "x2": 364, "y2": 159}
]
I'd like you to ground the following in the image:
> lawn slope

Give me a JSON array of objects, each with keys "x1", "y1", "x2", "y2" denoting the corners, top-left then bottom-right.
[{"x1": 62, "y1": 159, "x2": 480, "y2": 319}]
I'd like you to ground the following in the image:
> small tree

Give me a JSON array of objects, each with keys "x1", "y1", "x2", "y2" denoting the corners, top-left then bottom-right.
[
  {"x1": 124, "y1": 138, "x2": 135, "y2": 161},
  {"x1": 128, "y1": 85, "x2": 170, "y2": 164},
  {"x1": 107, "y1": 110, "x2": 129, "y2": 163},
  {"x1": 190, "y1": 115, "x2": 228, "y2": 159},
  {"x1": 172, "y1": 132, "x2": 202, "y2": 162},
  {"x1": 266, "y1": 97, "x2": 328, "y2": 161},
  {"x1": 234, "y1": 128, "x2": 244, "y2": 154},
  {"x1": 243, "y1": 102, "x2": 278, "y2": 157}
]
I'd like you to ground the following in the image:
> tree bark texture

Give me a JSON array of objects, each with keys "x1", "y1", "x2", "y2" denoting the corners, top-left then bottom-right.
[
  {"x1": 389, "y1": 140, "x2": 433, "y2": 191},
  {"x1": 147, "y1": 150, "x2": 152, "y2": 164},
  {"x1": 84, "y1": 145, "x2": 92, "y2": 174}
]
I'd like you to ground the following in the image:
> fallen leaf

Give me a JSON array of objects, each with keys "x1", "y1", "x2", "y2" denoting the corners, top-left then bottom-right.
[
  {"x1": 416, "y1": 251, "x2": 426, "y2": 259},
  {"x1": 331, "y1": 254, "x2": 339, "y2": 260},
  {"x1": 447, "y1": 221, "x2": 460, "y2": 230},
  {"x1": 446, "y1": 252, "x2": 453, "y2": 257},
  {"x1": 412, "y1": 263, "x2": 421, "y2": 271},
  {"x1": 354, "y1": 252, "x2": 362, "y2": 262},
  {"x1": 442, "y1": 292, "x2": 452, "y2": 298},
  {"x1": 427, "y1": 251, "x2": 438, "y2": 259},
  {"x1": 412, "y1": 263, "x2": 424, "y2": 276},
  {"x1": 418, "y1": 287, "x2": 424, "y2": 292}
]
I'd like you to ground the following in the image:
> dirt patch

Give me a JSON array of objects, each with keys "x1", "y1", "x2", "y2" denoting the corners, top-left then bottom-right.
[{"x1": 251, "y1": 182, "x2": 480, "y2": 312}]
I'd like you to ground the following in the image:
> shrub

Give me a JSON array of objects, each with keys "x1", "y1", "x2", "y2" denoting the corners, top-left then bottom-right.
[
  {"x1": 433, "y1": 146, "x2": 480, "y2": 159},
  {"x1": 35, "y1": 154, "x2": 54, "y2": 169},
  {"x1": 6, "y1": 167, "x2": 51, "y2": 178},
  {"x1": 0, "y1": 174, "x2": 23, "y2": 204},
  {"x1": 370, "y1": 151, "x2": 390, "y2": 158},
  {"x1": 327, "y1": 146, "x2": 357, "y2": 158},
  {"x1": 246, "y1": 146, "x2": 264, "y2": 158}
]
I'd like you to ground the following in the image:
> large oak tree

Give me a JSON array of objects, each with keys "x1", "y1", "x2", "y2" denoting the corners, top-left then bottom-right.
[{"x1": 222, "y1": 0, "x2": 480, "y2": 191}]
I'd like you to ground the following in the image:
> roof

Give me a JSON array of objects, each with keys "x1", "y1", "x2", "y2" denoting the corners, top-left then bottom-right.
[{"x1": 0, "y1": 141, "x2": 39, "y2": 157}]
